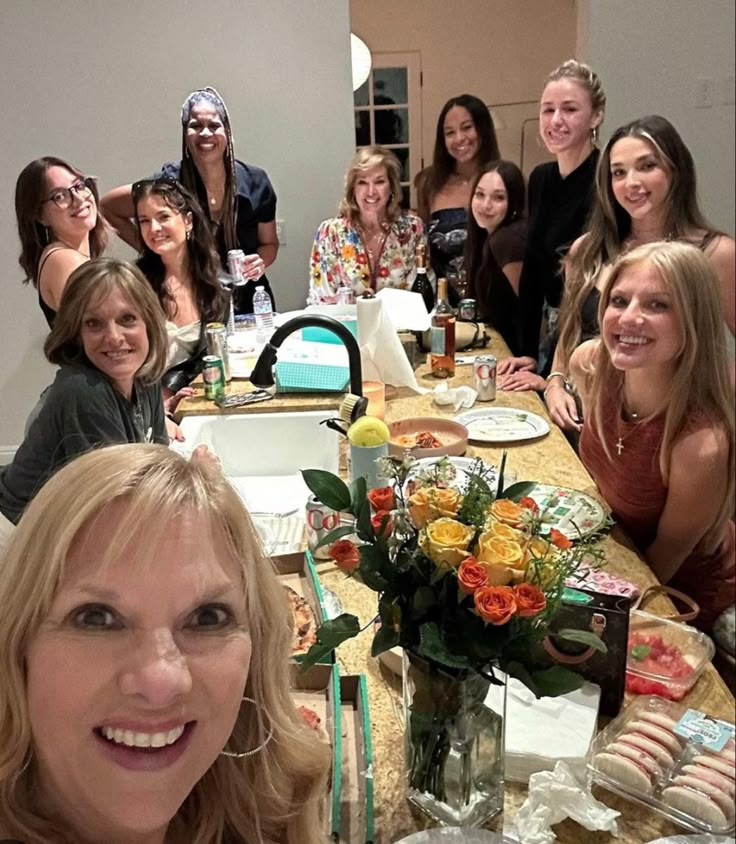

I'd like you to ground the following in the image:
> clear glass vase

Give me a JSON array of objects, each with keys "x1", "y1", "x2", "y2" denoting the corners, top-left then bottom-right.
[{"x1": 402, "y1": 649, "x2": 506, "y2": 827}]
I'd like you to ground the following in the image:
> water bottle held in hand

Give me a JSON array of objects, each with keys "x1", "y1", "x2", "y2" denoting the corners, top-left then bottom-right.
[{"x1": 253, "y1": 286, "x2": 274, "y2": 342}]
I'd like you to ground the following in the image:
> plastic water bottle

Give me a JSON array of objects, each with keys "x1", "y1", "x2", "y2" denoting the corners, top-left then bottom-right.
[{"x1": 253, "y1": 285, "x2": 274, "y2": 342}]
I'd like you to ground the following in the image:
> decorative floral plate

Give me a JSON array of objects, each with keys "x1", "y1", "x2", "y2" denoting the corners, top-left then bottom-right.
[
  {"x1": 525, "y1": 483, "x2": 609, "y2": 539},
  {"x1": 405, "y1": 456, "x2": 500, "y2": 493},
  {"x1": 453, "y1": 407, "x2": 550, "y2": 443}
]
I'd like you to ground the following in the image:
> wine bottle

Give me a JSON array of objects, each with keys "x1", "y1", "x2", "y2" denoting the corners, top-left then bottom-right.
[
  {"x1": 430, "y1": 278, "x2": 455, "y2": 378},
  {"x1": 411, "y1": 243, "x2": 435, "y2": 313}
]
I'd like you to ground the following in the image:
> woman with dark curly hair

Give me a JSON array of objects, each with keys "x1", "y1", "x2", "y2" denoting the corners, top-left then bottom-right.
[{"x1": 133, "y1": 178, "x2": 229, "y2": 394}]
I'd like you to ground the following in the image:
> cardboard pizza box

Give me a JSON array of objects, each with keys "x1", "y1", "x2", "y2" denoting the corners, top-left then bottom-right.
[
  {"x1": 274, "y1": 548, "x2": 334, "y2": 664},
  {"x1": 292, "y1": 662, "x2": 341, "y2": 840},
  {"x1": 338, "y1": 674, "x2": 375, "y2": 844}
]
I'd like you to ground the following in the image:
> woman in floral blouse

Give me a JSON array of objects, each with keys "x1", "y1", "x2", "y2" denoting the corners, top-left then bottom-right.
[{"x1": 309, "y1": 146, "x2": 428, "y2": 303}]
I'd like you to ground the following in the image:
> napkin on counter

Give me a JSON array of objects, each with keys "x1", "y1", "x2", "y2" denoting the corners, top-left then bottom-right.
[
  {"x1": 504, "y1": 760, "x2": 620, "y2": 844},
  {"x1": 486, "y1": 675, "x2": 601, "y2": 783},
  {"x1": 432, "y1": 381, "x2": 477, "y2": 411},
  {"x1": 357, "y1": 297, "x2": 427, "y2": 392}
]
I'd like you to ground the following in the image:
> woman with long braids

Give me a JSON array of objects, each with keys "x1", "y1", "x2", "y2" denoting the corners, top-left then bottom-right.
[{"x1": 102, "y1": 87, "x2": 279, "y2": 314}]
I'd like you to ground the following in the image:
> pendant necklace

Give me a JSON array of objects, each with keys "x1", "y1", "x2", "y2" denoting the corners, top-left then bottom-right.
[{"x1": 615, "y1": 405, "x2": 640, "y2": 456}]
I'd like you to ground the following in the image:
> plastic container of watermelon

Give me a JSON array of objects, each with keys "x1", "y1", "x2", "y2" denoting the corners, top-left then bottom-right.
[{"x1": 626, "y1": 610, "x2": 715, "y2": 701}]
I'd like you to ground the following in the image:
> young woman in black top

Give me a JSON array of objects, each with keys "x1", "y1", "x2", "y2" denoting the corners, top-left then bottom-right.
[
  {"x1": 498, "y1": 60, "x2": 606, "y2": 391},
  {"x1": 464, "y1": 161, "x2": 527, "y2": 353}
]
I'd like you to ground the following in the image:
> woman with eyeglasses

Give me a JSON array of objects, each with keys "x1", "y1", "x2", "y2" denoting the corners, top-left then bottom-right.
[
  {"x1": 133, "y1": 178, "x2": 229, "y2": 395},
  {"x1": 15, "y1": 156, "x2": 108, "y2": 327},
  {"x1": 102, "y1": 87, "x2": 279, "y2": 315}
]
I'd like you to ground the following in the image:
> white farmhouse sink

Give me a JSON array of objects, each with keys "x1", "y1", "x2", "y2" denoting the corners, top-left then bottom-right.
[{"x1": 172, "y1": 410, "x2": 340, "y2": 516}]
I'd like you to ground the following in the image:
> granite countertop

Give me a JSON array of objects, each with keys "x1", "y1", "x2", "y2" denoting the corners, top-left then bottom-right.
[{"x1": 179, "y1": 332, "x2": 734, "y2": 843}]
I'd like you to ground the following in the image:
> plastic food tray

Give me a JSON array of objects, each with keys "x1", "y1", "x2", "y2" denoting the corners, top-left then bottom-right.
[
  {"x1": 626, "y1": 610, "x2": 715, "y2": 701},
  {"x1": 588, "y1": 695, "x2": 735, "y2": 835}
]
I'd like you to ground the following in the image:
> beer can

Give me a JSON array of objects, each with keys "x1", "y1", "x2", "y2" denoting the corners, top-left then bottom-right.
[
  {"x1": 227, "y1": 249, "x2": 246, "y2": 286},
  {"x1": 306, "y1": 494, "x2": 341, "y2": 560},
  {"x1": 458, "y1": 298, "x2": 477, "y2": 321},
  {"x1": 202, "y1": 355, "x2": 226, "y2": 401},
  {"x1": 473, "y1": 354, "x2": 497, "y2": 401},
  {"x1": 205, "y1": 322, "x2": 230, "y2": 381}
]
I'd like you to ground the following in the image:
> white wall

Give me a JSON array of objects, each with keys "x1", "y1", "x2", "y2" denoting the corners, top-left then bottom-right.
[
  {"x1": 577, "y1": 0, "x2": 735, "y2": 235},
  {"x1": 0, "y1": 0, "x2": 354, "y2": 450}
]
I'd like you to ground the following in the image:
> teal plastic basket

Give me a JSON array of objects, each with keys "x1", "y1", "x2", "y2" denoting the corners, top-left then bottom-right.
[{"x1": 274, "y1": 360, "x2": 350, "y2": 393}]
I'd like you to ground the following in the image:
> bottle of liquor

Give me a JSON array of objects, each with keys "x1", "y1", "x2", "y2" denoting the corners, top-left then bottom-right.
[
  {"x1": 430, "y1": 278, "x2": 455, "y2": 378},
  {"x1": 411, "y1": 243, "x2": 434, "y2": 313}
]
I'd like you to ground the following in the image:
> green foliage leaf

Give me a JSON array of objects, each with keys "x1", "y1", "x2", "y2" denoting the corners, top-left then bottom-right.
[
  {"x1": 371, "y1": 621, "x2": 401, "y2": 657},
  {"x1": 502, "y1": 481, "x2": 538, "y2": 501},
  {"x1": 496, "y1": 450, "x2": 507, "y2": 497},
  {"x1": 355, "y1": 499, "x2": 373, "y2": 542},
  {"x1": 316, "y1": 613, "x2": 361, "y2": 647},
  {"x1": 313, "y1": 523, "x2": 356, "y2": 550},
  {"x1": 358, "y1": 544, "x2": 390, "y2": 591},
  {"x1": 299, "y1": 643, "x2": 335, "y2": 671},
  {"x1": 554, "y1": 628, "x2": 608, "y2": 654},
  {"x1": 350, "y1": 475, "x2": 367, "y2": 516},
  {"x1": 504, "y1": 660, "x2": 538, "y2": 696},
  {"x1": 301, "y1": 469, "x2": 352, "y2": 512},
  {"x1": 418, "y1": 622, "x2": 471, "y2": 669},
  {"x1": 531, "y1": 665, "x2": 585, "y2": 697},
  {"x1": 412, "y1": 586, "x2": 437, "y2": 618}
]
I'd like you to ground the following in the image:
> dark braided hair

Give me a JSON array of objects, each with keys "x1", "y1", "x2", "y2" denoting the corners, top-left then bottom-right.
[{"x1": 179, "y1": 87, "x2": 238, "y2": 252}]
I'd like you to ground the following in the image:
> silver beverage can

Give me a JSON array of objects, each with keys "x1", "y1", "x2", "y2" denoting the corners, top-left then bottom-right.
[
  {"x1": 227, "y1": 249, "x2": 246, "y2": 286},
  {"x1": 458, "y1": 298, "x2": 477, "y2": 321},
  {"x1": 205, "y1": 322, "x2": 231, "y2": 382},
  {"x1": 306, "y1": 494, "x2": 341, "y2": 560},
  {"x1": 473, "y1": 354, "x2": 497, "y2": 401}
]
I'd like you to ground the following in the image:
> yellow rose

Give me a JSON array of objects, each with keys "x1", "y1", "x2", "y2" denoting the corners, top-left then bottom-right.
[
  {"x1": 489, "y1": 499, "x2": 525, "y2": 527},
  {"x1": 409, "y1": 487, "x2": 463, "y2": 529},
  {"x1": 420, "y1": 517, "x2": 475, "y2": 567},
  {"x1": 523, "y1": 537, "x2": 559, "y2": 586},
  {"x1": 477, "y1": 532, "x2": 524, "y2": 568},
  {"x1": 482, "y1": 561, "x2": 514, "y2": 586},
  {"x1": 487, "y1": 520, "x2": 524, "y2": 543}
]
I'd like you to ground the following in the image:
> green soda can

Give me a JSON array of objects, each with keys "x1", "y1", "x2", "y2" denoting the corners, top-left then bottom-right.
[{"x1": 202, "y1": 355, "x2": 226, "y2": 401}]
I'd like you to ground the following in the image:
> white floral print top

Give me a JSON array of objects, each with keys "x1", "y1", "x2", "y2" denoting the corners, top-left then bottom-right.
[{"x1": 308, "y1": 212, "x2": 427, "y2": 304}]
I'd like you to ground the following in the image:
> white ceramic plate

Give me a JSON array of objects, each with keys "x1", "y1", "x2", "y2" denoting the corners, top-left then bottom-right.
[
  {"x1": 646, "y1": 836, "x2": 735, "y2": 843},
  {"x1": 404, "y1": 455, "x2": 501, "y2": 497},
  {"x1": 453, "y1": 407, "x2": 550, "y2": 443}
]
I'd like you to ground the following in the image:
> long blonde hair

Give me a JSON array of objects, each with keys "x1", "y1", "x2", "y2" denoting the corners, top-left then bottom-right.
[
  {"x1": 339, "y1": 144, "x2": 403, "y2": 224},
  {"x1": 586, "y1": 242, "x2": 734, "y2": 551},
  {"x1": 0, "y1": 444, "x2": 329, "y2": 844}
]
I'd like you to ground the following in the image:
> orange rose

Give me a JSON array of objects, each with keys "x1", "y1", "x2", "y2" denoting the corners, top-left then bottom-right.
[
  {"x1": 513, "y1": 583, "x2": 547, "y2": 617},
  {"x1": 409, "y1": 486, "x2": 463, "y2": 528},
  {"x1": 550, "y1": 528, "x2": 573, "y2": 550},
  {"x1": 371, "y1": 510, "x2": 393, "y2": 536},
  {"x1": 519, "y1": 496, "x2": 539, "y2": 514},
  {"x1": 457, "y1": 557, "x2": 489, "y2": 594},
  {"x1": 474, "y1": 586, "x2": 517, "y2": 625},
  {"x1": 368, "y1": 486, "x2": 395, "y2": 512},
  {"x1": 329, "y1": 539, "x2": 360, "y2": 573},
  {"x1": 489, "y1": 499, "x2": 525, "y2": 527}
]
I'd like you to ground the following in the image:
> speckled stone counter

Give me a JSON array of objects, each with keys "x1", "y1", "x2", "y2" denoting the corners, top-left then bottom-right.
[{"x1": 180, "y1": 335, "x2": 734, "y2": 843}]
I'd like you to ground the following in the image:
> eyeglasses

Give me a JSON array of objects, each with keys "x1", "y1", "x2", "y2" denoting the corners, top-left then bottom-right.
[
  {"x1": 42, "y1": 177, "x2": 95, "y2": 210},
  {"x1": 131, "y1": 176, "x2": 181, "y2": 200}
]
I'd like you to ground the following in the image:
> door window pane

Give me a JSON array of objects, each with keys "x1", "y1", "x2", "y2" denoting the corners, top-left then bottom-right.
[
  {"x1": 373, "y1": 68, "x2": 408, "y2": 105},
  {"x1": 376, "y1": 106, "x2": 408, "y2": 145},
  {"x1": 354, "y1": 110, "x2": 371, "y2": 146},
  {"x1": 354, "y1": 79, "x2": 369, "y2": 107}
]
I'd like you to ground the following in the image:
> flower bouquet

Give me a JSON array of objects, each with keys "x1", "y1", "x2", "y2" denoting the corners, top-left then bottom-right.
[{"x1": 300, "y1": 454, "x2": 607, "y2": 826}]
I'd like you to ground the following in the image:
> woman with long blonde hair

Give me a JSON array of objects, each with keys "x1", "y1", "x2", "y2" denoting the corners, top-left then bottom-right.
[
  {"x1": 571, "y1": 241, "x2": 734, "y2": 630},
  {"x1": 0, "y1": 444, "x2": 329, "y2": 843},
  {"x1": 547, "y1": 115, "x2": 735, "y2": 431}
]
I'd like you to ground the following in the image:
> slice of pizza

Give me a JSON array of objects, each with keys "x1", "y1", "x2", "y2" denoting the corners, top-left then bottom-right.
[{"x1": 284, "y1": 584, "x2": 318, "y2": 656}]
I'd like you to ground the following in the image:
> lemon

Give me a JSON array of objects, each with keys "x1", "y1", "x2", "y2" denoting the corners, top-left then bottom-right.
[{"x1": 347, "y1": 415, "x2": 390, "y2": 447}]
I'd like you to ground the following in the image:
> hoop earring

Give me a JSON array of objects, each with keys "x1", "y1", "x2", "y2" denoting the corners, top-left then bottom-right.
[
  {"x1": 220, "y1": 696, "x2": 274, "y2": 758},
  {"x1": 12, "y1": 751, "x2": 32, "y2": 787}
]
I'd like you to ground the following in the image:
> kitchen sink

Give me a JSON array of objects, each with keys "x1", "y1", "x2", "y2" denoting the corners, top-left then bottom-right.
[{"x1": 172, "y1": 410, "x2": 340, "y2": 517}]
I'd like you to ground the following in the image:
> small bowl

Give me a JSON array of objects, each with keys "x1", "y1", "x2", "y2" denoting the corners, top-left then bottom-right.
[{"x1": 388, "y1": 417, "x2": 468, "y2": 459}]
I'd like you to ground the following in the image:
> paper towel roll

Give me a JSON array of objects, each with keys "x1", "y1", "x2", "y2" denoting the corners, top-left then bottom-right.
[{"x1": 357, "y1": 297, "x2": 427, "y2": 392}]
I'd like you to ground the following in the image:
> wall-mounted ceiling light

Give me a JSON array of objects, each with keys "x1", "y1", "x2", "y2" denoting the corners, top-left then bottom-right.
[{"x1": 351, "y1": 33, "x2": 372, "y2": 92}]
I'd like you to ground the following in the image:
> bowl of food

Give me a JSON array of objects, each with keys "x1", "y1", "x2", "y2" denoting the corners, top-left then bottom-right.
[{"x1": 388, "y1": 417, "x2": 468, "y2": 459}]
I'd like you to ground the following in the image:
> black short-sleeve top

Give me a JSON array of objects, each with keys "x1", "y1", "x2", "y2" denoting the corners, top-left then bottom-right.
[{"x1": 155, "y1": 159, "x2": 277, "y2": 265}]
